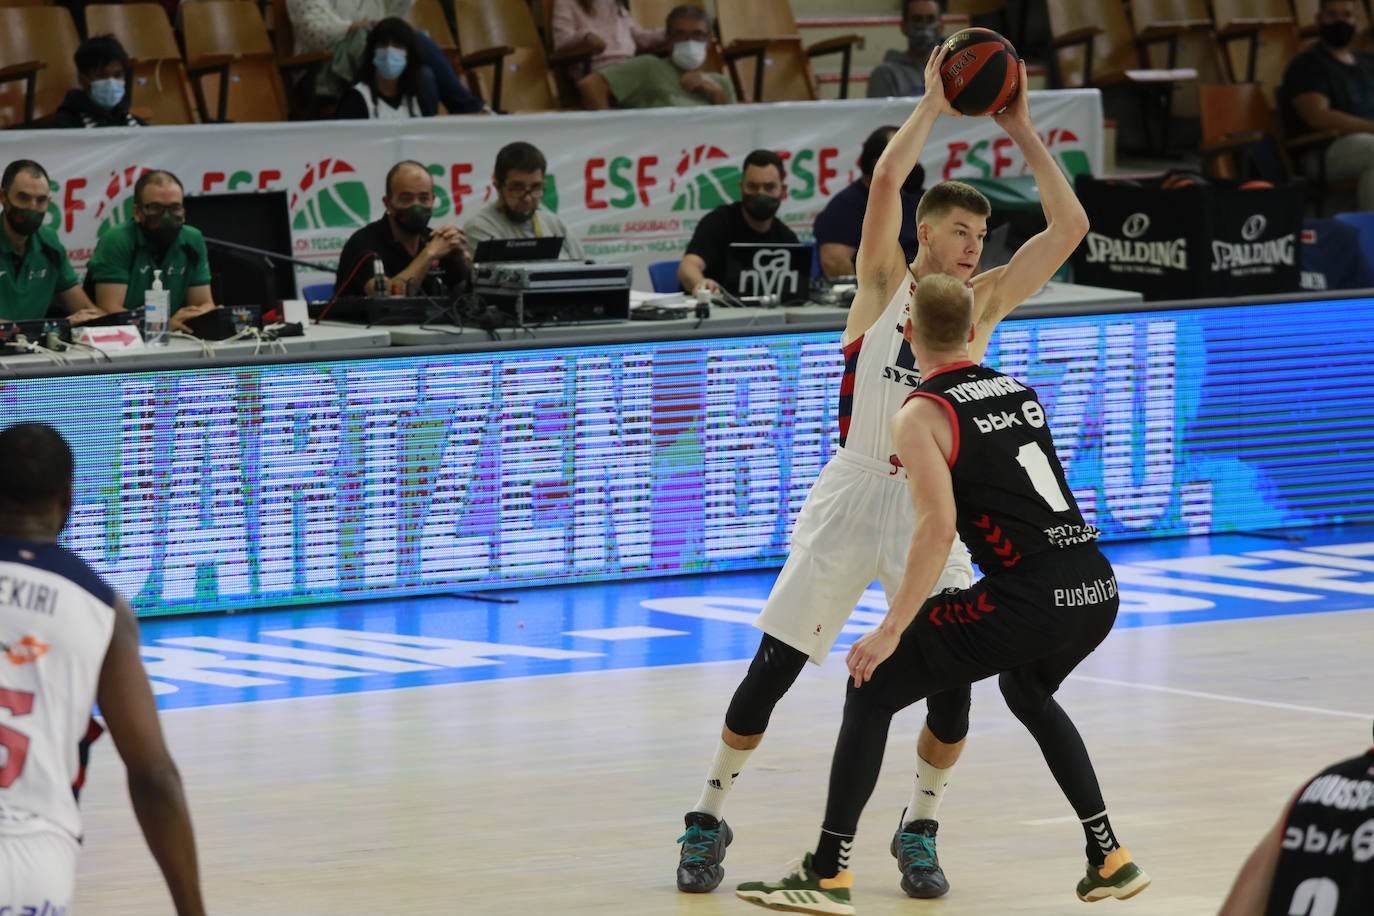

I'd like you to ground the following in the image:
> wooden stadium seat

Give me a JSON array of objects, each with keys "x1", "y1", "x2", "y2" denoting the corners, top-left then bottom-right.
[
  {"x1": 265, "y1": 0, "x2": 335, "y2": 117},
  {"x1": 1127, "y1": 0, "x2": 1229, "y2": 117},
  {"x1": 452, "y1": 0, "x2": 565, "y2": 112},
  {"x1": 1044, "y1": 0, "x2": 1198, "y2": 152},
  {"x1": 1198, "y1": 82, "x2": 1357, "y2": 214},
  {"x1": 85, "y1": 3, "x2": 199, "y2": 125},
  {"x1": 182, "y1": 0, "x2": 291, "y2": 122},
  {"x1": 714, "y1": 0, "x2": 863, "y2": 102},
  {"x1": 0, "y1": 6, "x2": 80, "y2": 128},
  {"x1": 1210, "y1": 0, "x2": 1304, "y2": 106}
]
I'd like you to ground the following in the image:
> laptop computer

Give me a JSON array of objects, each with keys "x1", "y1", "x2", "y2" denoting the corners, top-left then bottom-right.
[
  {"x1": 473, "y1": 236, "x2": 564, "y2": 263},
  {"x1": 724, "y1": 242, "x2": 812, "y2": 302}
]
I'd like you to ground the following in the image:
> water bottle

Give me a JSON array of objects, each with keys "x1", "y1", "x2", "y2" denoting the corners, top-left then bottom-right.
[{"x1": 144, "y1": 269, "x2": 169, "y2": 346}]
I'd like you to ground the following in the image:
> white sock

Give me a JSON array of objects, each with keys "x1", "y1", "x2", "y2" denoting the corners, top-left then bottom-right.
[
  {"x1": 905, "y1": 756, "x2": 954, "y2": 824},
  {"x1": 692, "y1": 741, "x2": 755, "y2": 819}
]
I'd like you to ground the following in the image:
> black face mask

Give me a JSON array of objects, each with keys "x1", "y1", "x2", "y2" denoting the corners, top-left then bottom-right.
[
  {"x1": 140, "y1": 213, "x2": 184, "y2": 249},
  {"x1": 743, "y1": 193, "x2": 781, "y2": 222},
  {"x1": 1319, "y1": 19, "x2": 1357, "y2": 48},
  {"x1": 392, "y1": 203, "x2": 432, "y2": 235},
  {"x1": 4, "y1": 205, "x2": 44, "y2": 237}
]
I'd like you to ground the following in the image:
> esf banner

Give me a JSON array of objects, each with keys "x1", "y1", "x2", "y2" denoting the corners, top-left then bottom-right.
[
  {"x1": 3, "y1": 293, "x2": 1374, "y2": 618},
  {"x1": 0, "y1": 94, "x2": 1103, "y2": 285}
]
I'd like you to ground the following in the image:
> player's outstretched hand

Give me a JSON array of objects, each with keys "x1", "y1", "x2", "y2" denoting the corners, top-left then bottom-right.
[
  {"x1": 846, "y1": 627, "x2": 900, "y2": 687},
  {"x1": 991, "y1": 58, "x2": 1031, "y2": 131},
  {"x1": 919, "y1": 44, "x2": 960, "y2": 118}
]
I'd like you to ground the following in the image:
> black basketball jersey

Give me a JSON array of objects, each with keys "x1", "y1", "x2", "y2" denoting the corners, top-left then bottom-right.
[
  {"x1": 1266, "y1": 749, "x2": 1374, "y2": 916},
  {"x1": 911, "y1": 361, "x2": 1099, "y2": 573}
]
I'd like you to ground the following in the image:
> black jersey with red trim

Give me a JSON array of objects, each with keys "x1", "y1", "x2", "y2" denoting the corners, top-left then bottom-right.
[
  {"x1": 1266, "y1": 748, "x2": 1374, "y2": 916},
  {"x1": 910, "y1": 361, "x2": 1099, "y2": 573}
]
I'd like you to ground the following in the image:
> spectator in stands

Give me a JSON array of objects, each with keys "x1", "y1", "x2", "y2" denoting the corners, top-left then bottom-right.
[
  {"x1": 552, "y1": 0, "x2": 664, "y2": 79},
  {"x1": 335, "y1": 160, "x2": 471, "y2": 297},
  {"x1": 1281, "y1": 0, "x2": 1374, "y2": 210},
  {"x1": 0, "y1": 160, "x2": 105, "y2": 324},
  {"x1": 53, "y1": 35, "x2": 146, "y2": 129},
  {"x1": 678, "y1": 149, "x2": 798, "y2": 295},
  {"x1": 813, "y1": 125, "x2": 925, "y2": 278},
  {"x1": 867, "y1": 0, "x2": 943, "y2": 99},
  {"x1": 287, "y1": 0, "x2": 485, "y2": 115},
  {"x1": 87, "y1": 170, "x2": 219, "y2": 332},
  {"x1": 577, "y1": 5, "x2": 735, "y2": 110},
  {"x1": 464, "y1": 142, "x2": 586, "y2": 260},
  {"x1": 335, "y1": 17, "x2": 435, "y2": 119}
]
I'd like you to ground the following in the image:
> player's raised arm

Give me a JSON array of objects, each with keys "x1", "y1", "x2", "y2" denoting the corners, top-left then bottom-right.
[
  {"x1": 971, "y1": 59, "x2": 1090, "y2": 333},
  {"x1": 847, "y1": 47, "x2": 958, "y2": 343},
  {"x1": 96, "y1": 596, "x2": 206, "y2": 916}
]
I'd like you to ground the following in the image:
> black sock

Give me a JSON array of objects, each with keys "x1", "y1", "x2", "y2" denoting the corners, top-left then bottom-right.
[
  {"x1": 813, "y1": 828, "x2": 854, "y2": 877},
  {"x1": 1081, "y1": 811, "x2": 1120, "y2": 867}
]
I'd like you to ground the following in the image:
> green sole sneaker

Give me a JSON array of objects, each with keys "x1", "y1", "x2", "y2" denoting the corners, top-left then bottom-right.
[
  {"x1": 1076, "y1": 848, "x2": 1151, "y2": 902},
  {"x1": 736, "y1": 853, "x2": 856, "y2": 915}
]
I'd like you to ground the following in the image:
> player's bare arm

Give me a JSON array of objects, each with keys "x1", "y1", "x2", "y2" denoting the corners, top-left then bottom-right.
[
  {"x1": 846, "y1": 396, "x2": 957, "y2": 686},
  {"x1": 846, "y1": 47, "x2": 958, "y2": 345},
  {"x1": 96, "y1": 596, "x2": 206, "y2": 916},
  {"x1": 968, "y1": 59, "x2": 1089, "y2": 356},
  {"x1": 1217, "y1": 791, "x2": 1296, "y2": 915}
]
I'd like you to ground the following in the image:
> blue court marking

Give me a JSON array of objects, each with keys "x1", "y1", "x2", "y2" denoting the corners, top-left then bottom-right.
[{"x1": 141, "y1": 524, "x2": 1374, "y2": 710}]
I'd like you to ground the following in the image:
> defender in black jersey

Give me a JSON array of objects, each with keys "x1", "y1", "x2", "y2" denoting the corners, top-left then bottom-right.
[
  {"x1": 1220, "y1": 736, "x2": 1374, "y2": 915},
  {"x1": 737, "y1": 275, "x2": 1146, "y2": 915}
]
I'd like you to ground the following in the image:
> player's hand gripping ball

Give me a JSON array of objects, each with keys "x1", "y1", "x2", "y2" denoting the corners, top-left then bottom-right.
[{"x1": 939, "y1": 27, "x2": 1020, "y2": 117}]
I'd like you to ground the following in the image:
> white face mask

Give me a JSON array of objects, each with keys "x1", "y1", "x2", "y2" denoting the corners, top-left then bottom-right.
[{"x1": 671, "y1": 40, "x2": 708, "y2": 72}]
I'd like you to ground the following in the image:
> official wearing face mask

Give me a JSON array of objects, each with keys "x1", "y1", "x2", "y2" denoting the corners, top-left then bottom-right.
[
  {"x1": 53, "y1": 35, "x2": 146, "y2": 129},
  {"x1": 0, "y1": 159, "x2": 107, "y2": 323},
  {"x1": 867, "y1": 0, "x2": 944, "y2": 99},
  {"x1": 576, "y1": 7, "x2": 737, "y2": 109},
  {"x1": 335, "y1": 18, "x2": 436, "y2": 122},
  {"x1": 678, "y1": 149, "x2": 800, "y2": 296},
  {"x1": 87, "y1": 169, "x2": 219, "y2": 331},
  {"x1": 334, "y1": 160, "x2": 471, "y2": 298},
  {"x1": 1280, "y1": 0, "x2": 1374, "y2": 211}
]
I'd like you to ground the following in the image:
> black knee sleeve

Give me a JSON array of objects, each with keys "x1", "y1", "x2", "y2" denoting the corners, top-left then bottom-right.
[
  {"x1": 724, "y1": 634, "x2": 808, "y2": 736},
  {"x1": 999, "y1": 668, "x2": 1051, "y2": 723},
  {"x1": 925, "y1": 685, "x2": 972, "y2": 744}
]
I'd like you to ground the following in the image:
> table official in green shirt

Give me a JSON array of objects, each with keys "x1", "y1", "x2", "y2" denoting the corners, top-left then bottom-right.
[
  {"x1": 87, "y1": 169, "x2": 218, "y2": 332},
  {"x1": 0, "y1": 159, "x2": 106, "y2": 324}
]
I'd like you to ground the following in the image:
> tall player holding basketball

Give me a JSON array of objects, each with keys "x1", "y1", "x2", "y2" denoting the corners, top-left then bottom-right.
[
  {"x1": 676, "y1": 38, "x2": 1091, "y2": 903},
  {"x1": 0, "y1": 423, "x2": 205, "y2": 915}
]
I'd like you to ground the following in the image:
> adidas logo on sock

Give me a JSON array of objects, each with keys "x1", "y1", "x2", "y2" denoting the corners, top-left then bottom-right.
[
  {"x1": 921, "y1": 789, "x2": 937, "y2": 797},
  {"x1": 708, "y1": 779, "x2": 723, "y2": 790}
]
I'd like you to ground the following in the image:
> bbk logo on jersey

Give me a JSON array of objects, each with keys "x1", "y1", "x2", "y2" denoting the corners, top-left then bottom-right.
[{"x1": 974, "y1": 400, "x2": 1046, "y2": 434}]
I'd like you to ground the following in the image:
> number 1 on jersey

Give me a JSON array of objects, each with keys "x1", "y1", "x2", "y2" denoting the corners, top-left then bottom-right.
[{"x1": 1015, "y1": 442, "x2": 1070, "y2": 512}]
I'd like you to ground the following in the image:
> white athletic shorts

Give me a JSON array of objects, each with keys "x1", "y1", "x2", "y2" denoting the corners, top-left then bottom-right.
[
  {"x1": 755, "y1": 446, "x2": 975, "y2": 664},
  {"x1": 0, "y1": 818, "x2": 79, "y2": 914}
]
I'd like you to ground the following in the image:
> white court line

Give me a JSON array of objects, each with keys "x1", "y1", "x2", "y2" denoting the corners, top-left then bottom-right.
[{"x1": 1070, "y1": 675, "x2": 1368, "y2": 720}]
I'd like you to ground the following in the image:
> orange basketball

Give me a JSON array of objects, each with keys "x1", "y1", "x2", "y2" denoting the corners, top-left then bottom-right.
[
  {"x1": 938, "y1": 28, "x2": 1020, "y2": 117},
  {"x1": 1161, "y1": 172, "x2": 1207, "y2": 189},
  {"x1": 1239, "y1": 180, "x2": 1274, "y2": 190}
]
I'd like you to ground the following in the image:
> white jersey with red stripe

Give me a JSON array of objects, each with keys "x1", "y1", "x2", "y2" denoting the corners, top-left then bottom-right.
[
  {"x1": 0, "y1": 537, "x2": 116, "y2": 842},
  {"x1": 837, "y1": 273, "x2": 921, "y2": 465}
]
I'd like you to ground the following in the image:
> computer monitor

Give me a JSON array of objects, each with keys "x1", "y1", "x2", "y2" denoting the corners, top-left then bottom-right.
[
  {"x1": 473, "y1": 236, "x2": 564, "y2": 263},
  {"x1": 724, "y1": 242, "x2": 812, "y2": 301},
  {"x1": 183, "y1": 190, "x2": 297, "y2": 306}
]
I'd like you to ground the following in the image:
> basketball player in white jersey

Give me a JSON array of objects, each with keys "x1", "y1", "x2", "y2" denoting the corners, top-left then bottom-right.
[
  {"x1": 676, "y1": 45, "x2": 1089, "y2": 898},
  {"x1": 0, "y1": 423, "x2": 205, "y2": 915}
]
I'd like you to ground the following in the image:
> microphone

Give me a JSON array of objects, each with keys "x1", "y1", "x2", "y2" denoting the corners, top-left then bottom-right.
[
  {"x1": 200, "y1": 236, "x2": 337, "y2": 273},
  {"x1": 372, "y1": 257, "x2": 389, "y2": 298},
  {"x1": 738, "y1": 294, "x2": 780, "y2": 307}
]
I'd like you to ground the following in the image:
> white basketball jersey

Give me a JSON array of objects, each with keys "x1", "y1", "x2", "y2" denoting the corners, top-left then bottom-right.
[
  {"x1": 837, "y1": 274, "x2": 921, "y2": 464},
  {"x1": 0, "y1": 538, "x2": 116, "y2": 839}
]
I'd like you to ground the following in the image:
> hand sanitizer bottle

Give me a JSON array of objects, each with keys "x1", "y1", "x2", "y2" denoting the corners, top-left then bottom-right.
[{"x1": 144, "y1": 269, "x2": 169, "y2": 346}]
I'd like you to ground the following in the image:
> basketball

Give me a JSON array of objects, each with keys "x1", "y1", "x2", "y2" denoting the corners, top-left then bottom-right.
[
  {"x1": 1161, "y1": 172, "x2": 1207, "y2": 189},
  {"x1": 939, "y1": 28, "x2": 1020, "y2": 117},
  {"x1": 1238, "y1": 180, "x2": 1274, "y2": 190}
]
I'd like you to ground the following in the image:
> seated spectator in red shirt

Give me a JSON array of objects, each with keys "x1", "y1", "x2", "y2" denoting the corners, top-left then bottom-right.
[{"x1": 552, "y1": 0, "x2": 664, "y2": 79}]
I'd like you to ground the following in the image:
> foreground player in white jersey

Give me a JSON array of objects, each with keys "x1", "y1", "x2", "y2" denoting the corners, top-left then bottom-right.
[
  {"x1": 0, "y1": 422, "x2": 205, "y2": 915},
  {"x1": 676, "y1": 46, "x2": 1089, "y2": 897}
]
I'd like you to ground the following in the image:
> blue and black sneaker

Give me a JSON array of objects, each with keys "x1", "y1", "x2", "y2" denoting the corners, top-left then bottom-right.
[
  {"x1": 890, "y1": 812, "x2": 950, "y2": 899},
  {"x1": 677, "y1": 811, "x2": 733, "y2": 893}
]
